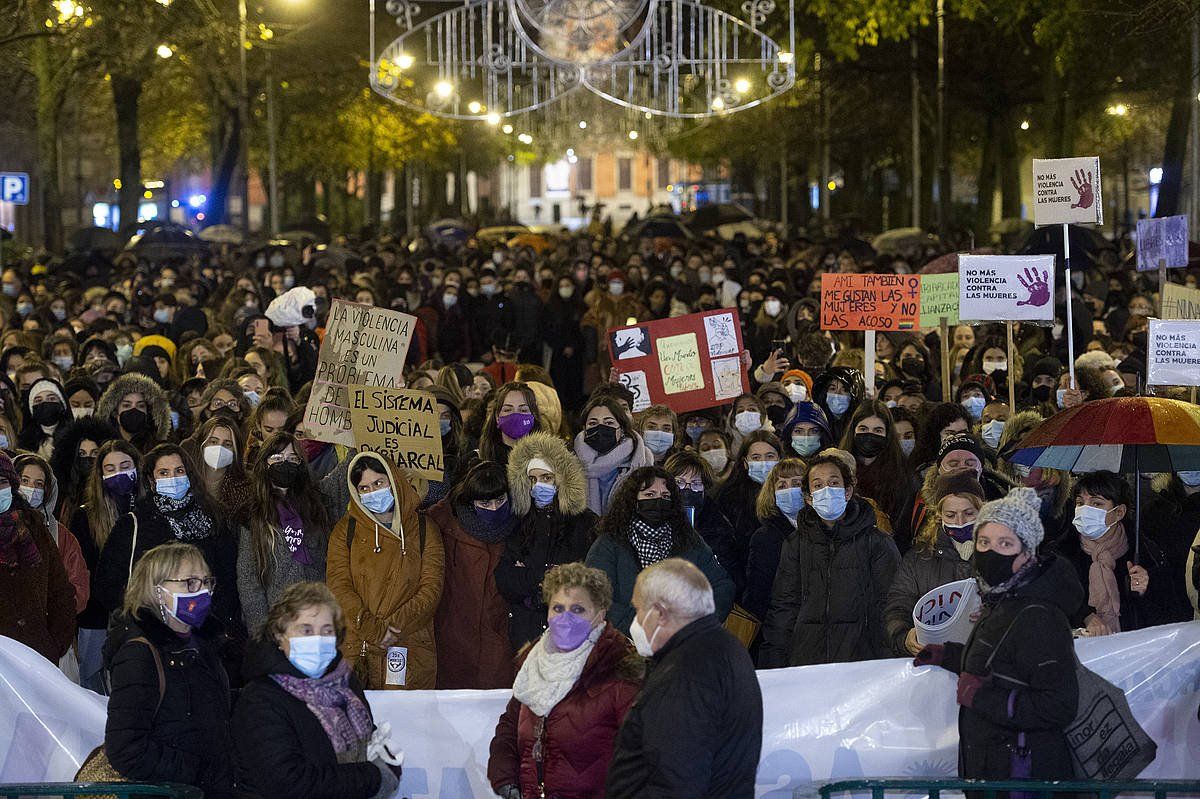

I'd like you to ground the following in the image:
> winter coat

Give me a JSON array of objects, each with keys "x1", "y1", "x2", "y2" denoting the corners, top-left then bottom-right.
[
  {"x1": 433, "y1": 299, "x2": 472, "y2": 363},
  {"x1": 96, "y1": 372, "x2": 173, "y2": 450},
  {"x1": 471, "y1": 292, "x2": 516, "y2": 361},
  {"x1": 487, "y1": 624, "x2": 642, "y2": 799},
  {"x1": 231, "y1": 638, "x2": 381, "y2": 799},
  {"x1": 541, "y1": 295, "x2": 587, "y2": 412},
  {"x1": 326, "y1": 451, "x2": 444, "y2": 690},
  {"x1": 428, "y1": 499, "x2": 514, "y2": 690},
  {"x1": 743, "y1": 512, "x2": 795, "y2": 621},
  {"x1": 940, "y1": 556, "x2": 1081, "y2": 782},
  {"x1": 14, "y1": 451, "x2": 91, "y2": 614},
  {"x1": 572, "y1": 431, "x2": 654, "y2": 516},
  {"x1": 0, "y1": 511, "x2": 76, "y2": 661},
  {"x1": 883, "y1": 529, "x2": 973, "y2": 656},
  {"x1": 760, "y1": 496, "x2": 900, "y2": 667},
  {"x1": 103, "y1": 611, "x2": 233, "y2": 799},
  {"x1": 712, "y1": 474, "x2": 761, "y2": 598},
  {"x1": 584, "y1": 533, "x2": 734, "y2": 636},
  {"x1": 605, "y1": 615, "x2": 762, "y2": 799},
  {"x1": 71, "y1": 501, "x2": 130, "y2": 630},
  {"x1": 50, "y1": 416, "x2": 118, "y2": 527},
  {"x1": 507, "y1": 282, "x2": 544, "y2": 362},
  {"x1": 690, "y1": 499, "x2": 740, "y2": 597},
  {"x1": 236, "y1": 518, "x2": 328, "y2": 637}
]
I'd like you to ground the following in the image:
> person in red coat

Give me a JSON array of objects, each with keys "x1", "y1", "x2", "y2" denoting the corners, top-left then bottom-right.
[{"x1": 488, "y1": 562, "x2": 644, "y2": 799}]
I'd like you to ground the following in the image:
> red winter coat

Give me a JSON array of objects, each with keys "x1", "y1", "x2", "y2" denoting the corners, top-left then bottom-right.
[{"x1": 487, "y1": 623, "x2": 643, "y2": 799}]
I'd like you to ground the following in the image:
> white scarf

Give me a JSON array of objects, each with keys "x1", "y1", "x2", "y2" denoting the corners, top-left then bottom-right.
[{"x1": 512, "y1": 625, "x2": 602, "y2": 718}]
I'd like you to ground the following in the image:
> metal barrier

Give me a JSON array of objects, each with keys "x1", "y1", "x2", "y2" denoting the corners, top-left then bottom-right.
[
  {"x1": 820, "y1": 779, "x2": 1200, "y2": 799},
  {"x1": 0, "y1": 783, "x2": 202, "y2": 799}
]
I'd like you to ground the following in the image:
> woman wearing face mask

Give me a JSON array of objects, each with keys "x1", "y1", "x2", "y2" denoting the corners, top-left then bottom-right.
[
  {"x1": 585, "y1": 466, "x2": 734, "y2": 635},
  {"x1": 186, "y1": 416, "x2": 254, "y2": 526},
  {"x1": 912, "y1": 488, "x2": 1080, "y2": 788},
  {"x1": 892, "y1": 336, "x2": 939, "y2": 399},
  {"x1": 198, "y1": 379, "x2": 254, "y2": 429},
  {"x1": 978, "y1": 401, "x2": 1011, "y2": 455},
  {"x1": 712, "y1": 430, "x2": 783, "y2": 592},
  {"x1": 236, "y1": 433, "x2": 331, "y2": 633},
  {"x1": 42, "y1": 332, "x2": 78, "y2": 375},
  {"x1": 744, "y1": 459, "x2": 807, "y2": 623},
  {"x1": 780, "y1": 369, "x2": 813, "y2": 404},
  {"x1": 726, "y1": 393, "x2": 772, "y2": 453},
  {"x1": 812, "y1": 366, "x2": 863, "y2": 441},
  {"x1": 884, "y1": 471, "x2": 983, "y2": 656},
  {"x1": 479, "y1": 382, "x2": 546, "y2": 466},
  {"x1": 232, "y1": 581, "x2": 401, "y2": 799},
  {"x1": 428, "y1": 462, "x2": 518, "y2": 689},
  {"x1": 890, "y1": 406, "x2": 920, "y2": 461},
  {"x1": 760, "y1": 454, "x2": 899, "y2": 667},
  {"x1": 635, "y1": 404, "x2": 681, "y2": 465},
  {"x1": 64, "y1": 374, "x2": 101, "y2": 422},
  {"x1": 780, "y1": 401, "x2": 835, "y2": 460},
  {"x1": 838, "y1": 400, "x2": 916, "y2": 529},
  {"x1": 20, "y1": 377, "x2": 68, "y2": 459},
  {"x1": 498, "y1": 432, "x2": 598, "y2": 650},
  {"x1": 696, "y1": 428, "x2": 734, "y2": 483},
  {"x1": 326, "y1": 454, "x2": 444, "y2": 690},
  {"x1": 663, "y1": 449, "x2": 738, "y2": 596},
  {"x1": 756, "y1": 383, "x2": 791, "y2": 429},
  {"x1": 964, "y1": 339, "x2": 1023, "y2": 397},
  {"x1": 573, "y1": 396, "x2": 653, "y2": 516},
  {"x1": 542, "y1": 275, "x2": 587, "y2": 415},
  {"x1": 97, "y1": 373, "x2": 173, "y2": 452},
  {"x1": 50, "y1": 414, "x2": 115, "y2": 528},
  {"x1": 488, "y1": 563, "x2": 643, "y2": 799},
  {"x1": 102, "y1": 542, "x2": 233, "y2": 798},
  {"x1": 955, "y1": 379, "x2": 993, "y2": 425},
  {"x1": 747, "y1": 288, "x2": 789, "y2": 363},
  {"x1": 244, "y1": 389, "x2": 293, "y2": 466}
]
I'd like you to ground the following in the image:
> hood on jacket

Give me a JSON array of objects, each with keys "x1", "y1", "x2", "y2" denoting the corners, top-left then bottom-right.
[
  {"x1": 344, "y1": 450, "x2": 422, "y2": 550},
  {"x1": 51, "y1": 415, "x2": 119, "y2": 491},
  {"x1": 780, "y1": 400, "x2": 833, "y2": 443},
  {"x1": 507, "y1": 431, "x2": 588, "y2": 517},
  {"x1": 13, "y1": 451, "x2": 60, "y2": 541},
  {"x1": 96, "y1": 372, "x2": 172, "y2": 442},
  {"x1": 800, "y1": 493, "x2": 877, "y2": 543},
  {"x1": 1010, "y1": 554, "x2": 1086, "y2": 617}
]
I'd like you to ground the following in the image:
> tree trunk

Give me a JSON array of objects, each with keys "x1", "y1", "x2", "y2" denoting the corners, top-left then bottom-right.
[
  {"x1": 111, "y1": 74, "x2": 144, "y2": 238},
  {"x1": 1156, "y1": 74, "x2": 1191, "y2": 217},
  {"x1": 31, "y1": 32, "x2": 63, "y2": 250},
  {"x1": 209, "y1": 103, "x2": 240, "y2": 225},
  {"x1": 976, "y1": 112, "x2": 997, "y2": 237},
  {"x1": 998, "y1": 108, "x2": 1022, "y2": 219}
]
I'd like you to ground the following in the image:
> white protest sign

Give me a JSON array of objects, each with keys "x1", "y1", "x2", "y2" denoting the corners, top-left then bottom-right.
[
  {"x1": 1032, "y1": 156, "x2": 1104, "y2": 226},
  {"x1": 1147, "y1": 318, "x2": 1200, "y2": 386},
  {"x1": 958, "y1": 254, "x2": 1056, "y2": 322},
  {"x1": 1136, "y1": 215, "x2": 1189, "y2": 272}
]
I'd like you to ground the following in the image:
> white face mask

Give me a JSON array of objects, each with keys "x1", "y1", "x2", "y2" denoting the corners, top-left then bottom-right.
[
  {"x1": 784, "y1": 383, "x2": 807, "y2": 402},
  {"x1": 700, "y1": 449, "x2": 728, "y2": 472},
  {"x1": 609, "y1": 281, "x2": 625, "y2": 296},
  {"x1": 1073, "y1": 504, "x2": 1116, "y2": 540},
  {"x1": 1179, "y1": 470, "x2": 1200, "y2": 487},
  {"x1": 981, "y1": 419, "x2": 1006, "y2": 449},
  {"x1": 763, "y1": 298, "x2": 782, "y2": 317},
  {"x1": 733, "y1": 410, "x2": 762, "y2": 435},
  {"x1": 203, "y1": 445, "x2": 235, "y2": 470},
  {"x1": 629, "y1": 609, "x2": 660, "y2": 657},
  {"x1": 982, "y1": 360, "x2": 1007, "y2": 375}
]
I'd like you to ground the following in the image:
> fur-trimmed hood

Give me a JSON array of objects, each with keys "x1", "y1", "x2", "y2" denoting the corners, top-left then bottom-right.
[
  {"x1": 506, "y1": 431, "x2": 588, "y2": 517},
  {"x1": 96, "y1": 372, "x2": 172, "y2": 442},
  {"x1": 50, "y1": 415, "x2": 119, "y2": 491}
]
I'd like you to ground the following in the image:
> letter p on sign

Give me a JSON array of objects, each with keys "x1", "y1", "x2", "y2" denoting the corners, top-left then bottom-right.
[{"x1": 1, "y1": 174, "x2": 29, "y2": 205}]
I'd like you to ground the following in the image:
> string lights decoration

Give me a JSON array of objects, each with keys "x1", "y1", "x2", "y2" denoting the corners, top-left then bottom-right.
[{"x1": 368, "y1": 0, "x2": 796, "y2": 121}]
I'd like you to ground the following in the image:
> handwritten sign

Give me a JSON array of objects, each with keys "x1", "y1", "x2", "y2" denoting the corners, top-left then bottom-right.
[
  {"x1": 348, "y1": 386, "x2": 444, "y2": 479},
  {"x1": 1136, "y1": 215, "x2": 1189, "y2": 272},
  {"x1": 919, "y1": 273, "x2": 960, "y2": 327},
  {"x1": 819, "y1": 273, "x2": 921, "y2": 331},
  {"x1": 303, "y1": 299, "x2": 416, "y2": 445},
  {"x1": 1147, "y1": 319, "x2": 1200, "y2": 386},
  {"x1": 1162, "y1": 282, "x2": 1200, "y2": 320},
  {"x1": 958, "y1": 254, "x2": 1056, "y2": 322},
  {"x1": 1032, "y1": 156, "x2": 1104, "y2": 226},
  {"x1": 658, "y1": 333, "x2": 704, "y2": 394}
]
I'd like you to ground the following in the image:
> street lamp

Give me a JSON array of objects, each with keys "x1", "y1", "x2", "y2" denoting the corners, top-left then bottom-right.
[{"x1": 1106, "y1": 102, "x2": 1132, "y2": 232}]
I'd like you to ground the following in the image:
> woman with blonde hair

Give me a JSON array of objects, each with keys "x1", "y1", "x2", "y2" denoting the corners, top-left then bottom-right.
[
  {"x1": 744, "y1": 458, "x2": 807, "y2": 621},
  {"x1": 103, "y1": 541, "x2": 233, "y2": 798}
]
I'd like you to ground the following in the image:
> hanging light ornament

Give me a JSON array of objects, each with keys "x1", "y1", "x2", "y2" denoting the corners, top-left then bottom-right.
[{"x1": 368, "y1": 0, "x2": 796, "y2": 120}]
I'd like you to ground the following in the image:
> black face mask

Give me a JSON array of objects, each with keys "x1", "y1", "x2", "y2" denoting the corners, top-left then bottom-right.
[
  {"x1": 78, "y1": 457, "x2": 95, "y2": 478},
  {"x1": 584, "y1": 424, "x2": 619, "y2": 454},
  {"x1": 31, "y1": 401, "x2": 64, "y2": 426},
  {"x1": 765, "y1": 405, "x2": 787, "y2": 426},
  {"x1": 900, "y1": 357, "x2": 925, "y2": 377},
  {"x1": 268, "y1": 461, "x2": 304, "y2": 489},
  {"x1": 119, "y1": 408, "x2": 149, "y2": 433},
  {"x1": 636, "y1": 497, "x2": 675, "y2": 527},
  {"x1": 852, "y1": 432, "x2": 888, "y2": 459},
  {"x1": 1031, "y1": 384, "x2": 1053, "y2": 403},
  {"x1": 973, "y1": 548, "x2": 1020, "y2": 587}
]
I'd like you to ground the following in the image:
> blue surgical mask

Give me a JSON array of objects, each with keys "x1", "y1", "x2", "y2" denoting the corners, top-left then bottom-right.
[
  {"x1": 288, "y1": 635, "x2": 338, "y2": 678},
  {"x1": 153, "y1": 308, "x2": 171, "y2": 324},
  {"x1": 774, "y1": 486, "x2": 804, "y2": 518},
  {"x1": 1179, "y1": 471, "x2": 1200, "y2": 487},
  {"x1": 360, "y1": 486, "x2": 395, "y2": 514},
  {"x1": 243, "y1": 390, "x2": 261, "y2": 408},
  {"x1": 826, "y1": 392, "x2": 851, "y2": 418},
  {"x1": 900, "y1": 439, "x2": 916, "y2": 457},
  {"x1": 531, "y1": 481, "x2": 557, "y2": 508},
  {"x1": 961, "y1": 396, "x2": 985, "y2": 420},
  {"x1": 791, "y1": 433, "x2": 822, "y2": 457},
  {"x1": 747, "y1": 459, "x2": 778, "y2": 484},
  {"x1": 170, "y1": 410, "x2": 180, "y2": 430},
  {"x1": 18, "y1": 486, "x2": 43, "y2": 508},
  {"x1": 811, "y1": 486, "x2": 847, "y2": 521},
  {"x1": 155, "y1": 475, "x2": 191, "y2": 501},
  {"x1": 1056, "y1": 389, "x2": 1068, "y2": 409},
  {"x1": 981, "y1": 420, "x2": 1005, "y2": 449},
  {"x1": 0, "y1": 486, "x2": 11, "y2": 512},
  {"x1": 439, "y1": 418, "x2": 452, "y2": 437},
  {"x1": 0, "y1": 433, "x2": 9, "y2": 450},
  {"x1": 116, "y1": 344, "x2": 133, "y2": 365},
  {"x1": 643, "y1": 429, "x2": 674, "y2": 455}
]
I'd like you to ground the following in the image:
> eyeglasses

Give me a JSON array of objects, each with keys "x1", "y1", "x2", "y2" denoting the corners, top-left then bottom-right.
[
  {"x1": 357, "y1": 477, "x2": 389, "y2": 494},
  {"x1": 210, "y1": 399, "x2": 239, "y2": 411},
  {"x1": 675, "y1": 479, "x2": 704, "y2": 492},
  {"x1": 267, "y1": 453, "x2": 302, "y2": 465},
  {"x1": 162, "y1": 576, "x2": 216, "y2": 593}
]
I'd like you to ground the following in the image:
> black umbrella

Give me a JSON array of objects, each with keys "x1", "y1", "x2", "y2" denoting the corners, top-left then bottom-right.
[
  {"x1": 687, "y1": 203, "x2": 754, "y2": 231},
  {"x1": 830, "y1": 236, "x2": 877, "y2": 261},
  {"x1": 1018, "y1": 223, "x2": 1114, "y2": 270},
  {"x1": 281, "y1": 216, "x2": 330, "y2": 244},
  {"x1": 69, "y1": 226, "x2": 124, "y2": 255},
  {"x1": 631, "y1": 218, "x2": 694, "y2": 240},
  {"x1": 126, "y1": 224, "x2": 209, "y2": 261}
]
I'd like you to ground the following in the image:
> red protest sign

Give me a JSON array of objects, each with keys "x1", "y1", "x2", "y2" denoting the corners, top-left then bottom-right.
[
  {"x1": 819, "y1": 273, "x2": 922, "y2": 331},
  {"x1": 607, "y1": 309, "x2": 750, "y2": 414}
]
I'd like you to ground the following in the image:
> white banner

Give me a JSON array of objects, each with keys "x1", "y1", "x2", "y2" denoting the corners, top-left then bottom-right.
[
  {"x1": 959, "y1": 255, "x2": 1057, "y2": 323},
  {"x1": 2, "y1": 623, "x2": 1198, "y2": 795},
  {"x1": 1033, "y1": 156, "x2": 1104, "y2": 226},
  {"x1": 1147, "y1": 318, "x2": 1200, "y2": 386}
]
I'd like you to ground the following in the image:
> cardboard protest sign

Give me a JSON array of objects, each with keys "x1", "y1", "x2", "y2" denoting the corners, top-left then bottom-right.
[
  {"x1": 819, "y1": 273, "x2": 921, "y2": 331},
  {"x1": 958, "y1": 254, "x2": 1056, "y2": 322},
  {"x1": 1032, "y1": 157, "x2": 1104, "y2": 226},
  {"x1": 918, "y1": 273, "x2": 960, "y2": 327},
  {"x1": 303, "y1": 299, "x2": 416, "y2": 445},
  {"x1": 1161, "y1": 282, "x2": 1200, "y2": 320},
  {"x1": 1147, "y1": 319, "x2": 1200, "y2": 386},
  {"x1": 348, "y1": 386, "x2": 444, "y2": 479},
  {"x1": 608, "y1": 309, "x2": 749, "y2": 414},
  {"x1": 1136, "y1": 215, "x2": 1189, "y2": 272}
]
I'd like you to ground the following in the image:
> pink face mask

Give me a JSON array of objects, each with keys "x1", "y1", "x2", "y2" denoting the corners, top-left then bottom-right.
[{"x1": 547, "y1": 610, "x2": 596, "y2": 651}]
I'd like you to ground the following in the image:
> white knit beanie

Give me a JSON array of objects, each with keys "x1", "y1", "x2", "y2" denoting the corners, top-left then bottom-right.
[{"x1": 974, "y1": 486, "x2": 1044, "y2": 552}]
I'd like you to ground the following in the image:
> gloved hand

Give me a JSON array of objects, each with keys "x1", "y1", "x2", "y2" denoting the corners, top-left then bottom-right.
[
  {"x1": 496, "y1": 786, "x2": 521, "y2": 799},
  {"x1": 367, "y1": 722, "x2": 405, "y2": 776},
  {"x1": 912, "y1": 643, "x2": 945, "y2": 669},
  {"x1": 957, "y1": 672, "x2": 986, "y2": 708},
  {"x1": 372, "y1": 758, "x2": 399, "y2": 799}
]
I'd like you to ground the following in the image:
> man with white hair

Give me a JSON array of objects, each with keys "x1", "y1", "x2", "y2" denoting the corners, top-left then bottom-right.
[{"x1": 606, "y1": 558, "x2": 762, "y2": 798}]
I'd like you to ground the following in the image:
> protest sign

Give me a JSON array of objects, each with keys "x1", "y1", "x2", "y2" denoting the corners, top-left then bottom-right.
[
  {"x1": 1032, "y1": 156, "x2": 1104, "y2": 226},
  {"x1": 303, "y1": 299, "x2": 416, "y2": 446},
  {"x1": 819, "y1": 273, "x2": 921, "y2": 331},
  {"x1": 348, "y1": 386, "x2": 444, "y2": 479},
  {"x1": 1147, "y1": 319, "x2": 1200, "y2": 386},
  {"x1": 958, "y1": 254, "x2": 1056, "y2": 322},
  {"x1": 1136, "y1": 215, "x2": 1189, "y2": 272},
  {"x1": 918, "y1": 273, "x2": 960, "y2": 327},
  {"x1": 608, "y1": 309, "x2": 749, "y2": 414},
  {"x1": 1162, "y1": 282, "x2": 1200, "y2": 320}
]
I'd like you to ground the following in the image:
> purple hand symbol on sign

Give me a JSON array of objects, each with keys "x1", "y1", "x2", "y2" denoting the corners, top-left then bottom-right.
[
  {"x1": 1015, "y1": 267, "x2": 1050, "y2": 307},
  {"x1": 1070, "y1": 169, "x2": 1094, "y2": 210}
]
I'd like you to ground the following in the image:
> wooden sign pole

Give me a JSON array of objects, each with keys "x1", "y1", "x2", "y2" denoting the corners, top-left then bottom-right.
[
  {"x1": 1006, "y1": 321, "x2": 1017, "y2": 411},
  {"x1": 864, "y1": 330, "x2": 876, "y2": 398},
  {"x1": 939, "y1": 317, "x2": 951, "y2": 402},
  {"x1": 1063, "y1": 222, "x2": 1076, "y2": 389}
]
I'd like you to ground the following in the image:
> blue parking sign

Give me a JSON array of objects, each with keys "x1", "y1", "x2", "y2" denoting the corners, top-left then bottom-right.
[{"x1": 0, "y1": 173, "x2": 29, "y2": 205}]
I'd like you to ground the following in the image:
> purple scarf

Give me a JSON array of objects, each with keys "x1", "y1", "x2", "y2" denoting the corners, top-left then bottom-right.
[
  {"x1": 270, "y1": 659, "x2": 373, "y2": 757},
  {"x1": 277, "y1": 500, "x2": 312, "y2": 565}
]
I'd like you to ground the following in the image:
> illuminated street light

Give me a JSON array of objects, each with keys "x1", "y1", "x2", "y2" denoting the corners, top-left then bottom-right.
[
  {"x1": 156, "y1": 43, "x2": 174, "y2": 58},
  {"x1": 434, "y1": 80, "x2": 453, "y2": 98},
  {"x1": 501, "y1": 123, "x2": 514, "y2": 134},
  {"x1": 396, "y1": 53, "x2": 414, "y2": 69},
  {"x1": 1106, "y1": 103, "x2": 1128, "y2": 116},
  {"x1": 628, "y1": 130, "x2": 639, "y2": 140},
  {"x1": 1020, "y1": 120, "x2": 1030, "y2": 130},
  {"x1": 777, "y1": 51, "x2": 794, "y2": 65},
  {"x1": 486, "y1": 112, "x2": 501, "y2": 125},
  {"x1": 578, "y1": 121, "x2": 587, "y2": 129},
  {"x1": 467, "y1": 100, "x2": 482, "y2": 114},
  {"x1": 734, "y1": 77, "x2": 750, "y2": 94},
  {"x1": 711, "y1": 97, "x2": 725, "y2": 111}
]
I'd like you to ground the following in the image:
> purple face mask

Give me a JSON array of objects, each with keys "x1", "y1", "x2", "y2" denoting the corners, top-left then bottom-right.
[
  {"x1": 103, "y1": 470, "x2": 138, "y2": 497},
  {"x1": 497, "y1": 411, "x2": 535, "y2": 440},
  {"x1": 548, "y1": 610, "x2": 595, "y2": 652},
  {"x1": 161, "y1": 588, "x2": 213, "y2": 628}
]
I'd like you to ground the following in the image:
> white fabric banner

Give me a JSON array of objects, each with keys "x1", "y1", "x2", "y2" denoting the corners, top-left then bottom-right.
[{"x1": 2, "y1": 623, "x2": 1198, "y2": 795}]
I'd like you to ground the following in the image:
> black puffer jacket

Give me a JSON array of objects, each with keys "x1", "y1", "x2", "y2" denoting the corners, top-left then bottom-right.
[
  {"x1": 941, "y1": 556, "x2": 1082, "y2": 781},
  {"x1": 744, "y1": 512, "x2": 794, "y2": 621},
  {"x1": 760, "y1": 496, "x2": 900, "y2": 667},
  {"x1": 232, "y1": 638, "x2": 382, "y2": 799},
  {"x1": 103, "y1": 611, "x2": 233, "y2": 798},
  {"x1": 884, "y1": 529, "x2": 973, "y2": 655}
]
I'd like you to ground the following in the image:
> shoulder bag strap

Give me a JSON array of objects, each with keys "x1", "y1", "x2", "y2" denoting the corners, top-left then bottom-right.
[
  {"x1": 129, "y1": 636, "x2": 166, "y2": 715},
  {"x1": 126, "y1": 512, "x2": 138, "y2": 581},
  {"x1": 983, "y1": 602, "x2": 1050, "y2": 673}
]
